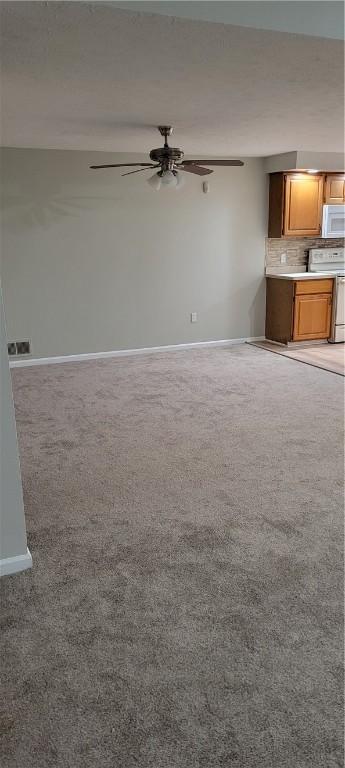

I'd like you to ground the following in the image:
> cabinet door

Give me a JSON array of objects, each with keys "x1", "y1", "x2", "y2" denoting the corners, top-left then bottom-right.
[
  {"x1": 293, "y1": 293, "x2": 332, "y2": 341},
  {"x1": 283, "y1": 174, "x2": 323, "y2": 236},
  {"x1": 324, "y1": 174, "x2": 345, "y2": 204}
]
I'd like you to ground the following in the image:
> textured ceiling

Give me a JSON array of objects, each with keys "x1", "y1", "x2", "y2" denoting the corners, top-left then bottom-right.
[{"x1": 0, "y1": 2, "x2": 344, "y2": 156}]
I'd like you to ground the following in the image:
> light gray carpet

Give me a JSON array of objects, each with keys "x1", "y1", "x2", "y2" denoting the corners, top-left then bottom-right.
[{"x1": 1, "y1": 345, "x2": 344, "y2": 768}]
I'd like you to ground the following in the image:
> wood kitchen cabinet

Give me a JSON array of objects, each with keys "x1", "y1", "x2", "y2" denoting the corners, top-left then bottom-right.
[
  {"x1": 266, "y1": 277, "x2": 333, "y2": 344},
  {"x1": 293, "y1": 293, "x2": 332, "y2": 341},
  {"x1": 324, "y1": 174, "x2": 345, "y2": 204},
  {"x1": 268, "y1": 173, "x2": 324, "y2": 237}
]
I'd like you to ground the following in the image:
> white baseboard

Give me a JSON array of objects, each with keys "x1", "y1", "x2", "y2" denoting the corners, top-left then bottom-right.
[
  {"x1": 0, "y1": 548, "x2": 32, "y2": 577},
  {"x1": 9, "y1": 337, "x2": 265, "y2": 368}
]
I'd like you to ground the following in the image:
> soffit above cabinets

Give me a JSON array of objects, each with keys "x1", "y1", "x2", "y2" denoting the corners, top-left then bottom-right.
[
  {"x1": 111, "y1": 2, "x2": 345, "y2": 41},
  {"x1": 264, "y1": 152, "x2": 345, "y2": 174}
]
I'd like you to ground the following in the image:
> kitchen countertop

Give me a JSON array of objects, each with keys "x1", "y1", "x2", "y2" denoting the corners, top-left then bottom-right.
[{"x1": 266, "y1": 272, "x2": 336, "y2": 280}]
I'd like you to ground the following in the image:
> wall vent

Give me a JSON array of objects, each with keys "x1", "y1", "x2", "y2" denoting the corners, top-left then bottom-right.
[
  {"x1": 7, "y1": 342, "x2": 17, "y2": 356},
  {"x1": 16, "y1": 341, "x2": 31, "y2": 355},
  {"x1": 7, "y1": 341, "x2": 31, "y2": 356}
]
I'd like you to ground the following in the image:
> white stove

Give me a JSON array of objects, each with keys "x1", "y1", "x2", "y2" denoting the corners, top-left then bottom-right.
[{"x1": 309, "y1": 248, "x2": 345, "y2": 343}]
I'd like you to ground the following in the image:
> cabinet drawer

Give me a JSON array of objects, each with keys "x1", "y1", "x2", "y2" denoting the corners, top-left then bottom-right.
[{"x1": 294, "y1": 279, "x2": 333, "y2": 295}]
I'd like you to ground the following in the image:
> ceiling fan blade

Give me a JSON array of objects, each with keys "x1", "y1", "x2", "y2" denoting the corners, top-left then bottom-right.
[
  {"x1": 183, "y1": 160, "x2": 244, "y2": 167},
  {"x1": 181, "y1": 165, "x2": 213, "y2": 176},
  {"x1": 122, "y1": 166, "x2": 159, "y2": 177},
  {"x1": 90, "y1": 163, "x2": 154, "y2": 170}
]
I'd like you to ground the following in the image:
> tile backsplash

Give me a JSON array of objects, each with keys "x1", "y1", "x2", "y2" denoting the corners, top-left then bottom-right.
[{"x1": 265, "y1": 237, "x2": 344, "y2": 273}]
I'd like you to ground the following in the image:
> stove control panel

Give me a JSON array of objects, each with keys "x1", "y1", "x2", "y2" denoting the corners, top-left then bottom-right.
[{"x1": 309, "y1": 247, "x2": 345, "y2": 272}]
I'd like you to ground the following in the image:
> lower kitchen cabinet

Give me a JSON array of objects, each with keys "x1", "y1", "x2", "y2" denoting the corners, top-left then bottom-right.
[
  {"x1": 293, "y1": 293, "x2": 332, "y2": 341},
  {"x1": 266, "y1": 277, "x2": 334, "y2": 344}
]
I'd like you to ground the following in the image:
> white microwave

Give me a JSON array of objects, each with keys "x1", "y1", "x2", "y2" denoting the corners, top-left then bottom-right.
[{"x1": 322, "y1": 205, "x2": 345, "y2": 238}]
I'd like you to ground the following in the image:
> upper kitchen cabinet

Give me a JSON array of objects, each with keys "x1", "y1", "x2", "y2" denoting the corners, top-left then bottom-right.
[
  {"x1": 324, "y1": 174, "x2": 345, "y2": 204},
  {"x1": 268, "y1": 172, "x2": 323, "y2": 238}
]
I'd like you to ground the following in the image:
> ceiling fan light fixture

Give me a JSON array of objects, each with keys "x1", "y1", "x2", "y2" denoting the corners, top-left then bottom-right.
[{"x1": 90, "y1": 127, "x2": 244, "y2": 184}]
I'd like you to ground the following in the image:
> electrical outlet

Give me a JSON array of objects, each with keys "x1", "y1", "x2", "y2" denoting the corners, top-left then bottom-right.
[
  {"x1": 191, "y1": 312, "x2": 198, "y2": 323},
  {"x1": 280, "y1": 253, "x2": 287, "y2": 265},
  {"x1": 7, "y1": 342, "x2": 17, "y2": 356},
  {"x1": 16, "y1": 340, "x2": 31, "y2": 355}
]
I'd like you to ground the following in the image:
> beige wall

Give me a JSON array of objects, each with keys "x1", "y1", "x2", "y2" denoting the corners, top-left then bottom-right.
[{"x1": 0, "y1": 148, "x2": 267, "y2": 358}]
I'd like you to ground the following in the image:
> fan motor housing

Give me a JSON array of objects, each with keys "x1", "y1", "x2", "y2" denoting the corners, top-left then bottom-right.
[{"x1": 150, "y1": 147, "x2": 184, "y2": 167}]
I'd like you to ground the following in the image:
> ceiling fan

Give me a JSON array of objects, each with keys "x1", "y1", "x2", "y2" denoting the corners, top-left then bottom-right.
[{"x1": 90, "y1": 126, "x2": 244, "y2": 190}]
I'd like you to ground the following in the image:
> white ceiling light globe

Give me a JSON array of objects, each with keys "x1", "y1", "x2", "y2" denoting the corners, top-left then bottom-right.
[
  {"x1": 160, "y1": 170, "x2": 178, "y2": 187},
  {"x1": 147, "y1": 172, "x2": 162, "y2": 191},
  {"x1": 175, "y1": 172, "x2": 185, "y2": 189}
]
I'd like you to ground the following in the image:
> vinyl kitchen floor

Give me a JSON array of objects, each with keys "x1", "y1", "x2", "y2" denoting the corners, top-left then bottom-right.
[{"x1": 249, "y1": 340, "x2": 345, "y2": 376}]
